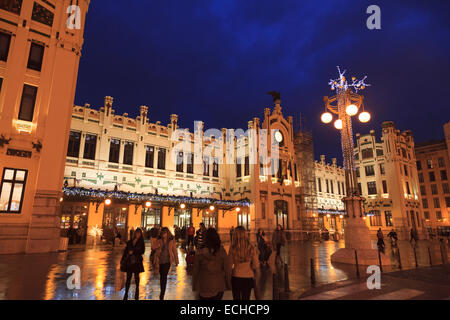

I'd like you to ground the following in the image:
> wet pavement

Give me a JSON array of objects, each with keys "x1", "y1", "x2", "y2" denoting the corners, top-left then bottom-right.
[{"x1": 0, "y1": 239, "x2": 448, "y2": 300}]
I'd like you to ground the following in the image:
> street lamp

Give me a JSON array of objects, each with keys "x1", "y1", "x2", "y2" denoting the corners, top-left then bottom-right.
[
  {"x1": 209, "y1": 205, "x2": 215, "y2": 211},
  {"x1": 180, "y1": 203, "x2": 186, "y2": 209},
  {"x1": 105, "y1": 198, "x2": 112, "y2": 206},
  {"x1": 145, "y1": 201, "x2": 152, "y2": 208}
]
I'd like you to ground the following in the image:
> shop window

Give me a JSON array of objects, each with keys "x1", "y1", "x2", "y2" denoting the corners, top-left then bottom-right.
[
  {"x1": 238, "y1": 210, "x2": 251, "y2": 230},
  {"x1": 0, "y1": 168, "x2": 27, "y2": 213},
  {"x1": 202, "y1": 211, "x2": 217, "y2": 229},
  {"x1": 174, "y1": 208, "x2": 191, "y2": 228}
]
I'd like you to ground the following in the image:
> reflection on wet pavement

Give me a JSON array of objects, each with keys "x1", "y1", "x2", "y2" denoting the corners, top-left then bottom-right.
[{"x1": 0, "y1": 239, "x2": 447, "y2": 300}]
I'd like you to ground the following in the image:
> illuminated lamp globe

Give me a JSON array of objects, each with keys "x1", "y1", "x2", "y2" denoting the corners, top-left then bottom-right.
[
  {"x1": 209, "y1": 205, "x2": 215, "y2": 211},
  {"x1": 180, "y1": 203, "x2": 186, "y2": 209},
  {"x1": 359, "y1": 111, "x2": 371, "y2": 123},
  {"x1": 321, "y1": 112, "x2": 333, "y2": 124},
  {"x1": 236, "y1": 207, "x2": 241, "y2": 213},
  {"x1": 345, "y1": 104, "x2": 358, "y2": 116},
  {"x1": 327, "y1": 214, "x2": 331, "y2": 218},
  {"x1": 105, "y1": 198, "x2": 112, "y2": 206},
  {"x1": 334, "y1": 119, "x2": 343, "y2": 130},
  {"x1": 145, "y1": 201, "x2": 152, "y2": 208}
]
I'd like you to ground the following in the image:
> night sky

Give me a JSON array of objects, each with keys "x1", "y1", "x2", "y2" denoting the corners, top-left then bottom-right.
[{"x1": 75, "y1": 0, "x2": 450, "y2": 164}]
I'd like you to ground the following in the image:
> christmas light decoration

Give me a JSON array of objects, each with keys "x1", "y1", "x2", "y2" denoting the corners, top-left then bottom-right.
[{"x1": 321, "y1": 112, "x2": 333, "y2": 123}]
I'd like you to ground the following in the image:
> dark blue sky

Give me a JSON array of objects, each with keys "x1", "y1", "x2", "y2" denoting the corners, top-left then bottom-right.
[{"x1": 75, "y1": 0, "x2": 450, "y2": 164}]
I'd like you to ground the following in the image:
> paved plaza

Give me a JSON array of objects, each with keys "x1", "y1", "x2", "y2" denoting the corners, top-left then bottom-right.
[{"x1": 0, "y1": 239, "x2": 448, "y2": 300}]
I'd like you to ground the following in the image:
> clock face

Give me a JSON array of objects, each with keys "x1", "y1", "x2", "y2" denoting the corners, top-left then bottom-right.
[{"x1": 275, "y1": 131, "x2": 283, "y2": 143}]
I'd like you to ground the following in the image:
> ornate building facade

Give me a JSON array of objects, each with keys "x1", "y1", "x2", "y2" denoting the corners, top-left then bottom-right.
[
  {"x1": 61, "y1": 96, "x2": 302, "y2": 244},
  {"x1": 354, "y1": 122, "x2": 425, "y2": 240},
  {"x1": 0, "y1": 0, "x2": 90, "y2": 254},
  {"x1": 415, "y1": 122, "x2": 450, "y2": 233}
]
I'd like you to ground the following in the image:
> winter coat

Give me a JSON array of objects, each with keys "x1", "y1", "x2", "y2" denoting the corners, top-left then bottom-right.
[
  {"x1": 193, "y1": 246, "x2": 232, "y2": 298},
  {"x1": 152, "y1": 238, "x2": 179, "y2": 274},
  {"x1": 121, "y1": 238, "x2": 145, "y2": 273}
]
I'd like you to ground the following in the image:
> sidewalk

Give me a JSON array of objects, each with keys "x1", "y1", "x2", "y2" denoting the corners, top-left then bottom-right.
[{"x1": 298, "y1": 264, "x2": 450, "y2": 300}]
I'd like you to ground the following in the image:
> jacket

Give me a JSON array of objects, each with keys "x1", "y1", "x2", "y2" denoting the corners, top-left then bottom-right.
[
  {"x1": 121, "y1": 238, "x2": 145, "y2": 273},
  {"x1": 228, "y1": 245, "x2": 259, "y2": 279},
  {"x1": 152, "y1": 238, "x2": 179, "y2": 274},
  {"x1": 272, "y1": 230, "x2": 287, "y2": 246},
  {"x1": 193, "y1": 246, "x2": 232, "y2": 297}
]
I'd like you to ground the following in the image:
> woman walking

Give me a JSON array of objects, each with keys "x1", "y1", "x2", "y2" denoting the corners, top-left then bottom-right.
[
  {"x1": 120, "y1": 228, "x2": 145, "y2": 300},
  {"x1": 193, "y1": 228, "x2": 232, "y2": 300},
  {"x1": 228, "y1": 226, "x2": 259, "y2": 300},
  {"x1": 153, "y1": 227, "x2": 179, "y2": 300},
  {"x1": 256, "y1": 228, "x2": 271, "y2": 266}
]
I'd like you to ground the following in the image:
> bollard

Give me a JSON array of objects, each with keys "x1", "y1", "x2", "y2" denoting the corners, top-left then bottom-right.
[
  {"x1": 413, "y1": 245, "x2": 418, "y2": 268},
  {"x1": 397, "y1": 247, "x2": 403, "y2": 270},
  {"x1": 284, "y1": 263, "x2": 290, "y2": 293},
  {"x1": 377, "y1": 248, "x2": 383, "y2": 273},
  {"x1": 428, "y1": 247, "x2": 432, "y2": 266},
  {"x1": 272, "y1": 273, "x2": 279, "y2": 300},
  {"x1": 310, "y1": 258, "x2": 316, "y2": 286},
  {"x1": 354, "y1": 249, "x2": 360, "y2": 278}
]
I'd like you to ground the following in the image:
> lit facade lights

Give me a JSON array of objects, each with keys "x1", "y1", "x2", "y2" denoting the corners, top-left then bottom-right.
[
  {"x1": 236, "y1": 207, "x2": 241, "y2": 212},
  {"x1": 180, "y1": 203, "x2": 186, "y2": 209},
  {"x1": 209, "y1": 205, "x2": 215, "y2": 211},
  {"x1": 321, "y1": 112, "x2": 333, "y2": 124},
  {"x1": 359, "y1": 111, "x2": 371, "y2": 123},
  {"x1": 334, "y1": 119, "x2": 343, "y2": 130},
  {"x1": 345, "y1": 104, "x2": 358, "y2": 116},
  {"x1": 105, "y1": 198, "x2": 112, "y2": 206},
  {"x1": 145, "y1": 201, "x2": 152, "y2": 208}
]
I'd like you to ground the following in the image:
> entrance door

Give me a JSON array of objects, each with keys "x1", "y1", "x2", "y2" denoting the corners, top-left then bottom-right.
[
  {"x1": 274, "y1": 200, "x2": 288, "y2": 230},
  {"x1": 174, "y1": 208, "x2": 192, "y2": 228},
  {"x1": 103, "y1": 206, "x2": 129, "y2": 242},
  {"x1": 141, "y1": 207, "x2": 161, "y2": 230},
  {"x1": 60, "y1": 204, "x2": 88, "y2": 244}
]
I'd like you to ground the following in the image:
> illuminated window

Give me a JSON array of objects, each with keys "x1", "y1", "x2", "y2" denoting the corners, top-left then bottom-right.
[
  {"x1": 384, "y1": 211, "x2": 393, "y2": 227},
  {"x1": 0, "y1": 168, "x2": 27, "y2": 214}
]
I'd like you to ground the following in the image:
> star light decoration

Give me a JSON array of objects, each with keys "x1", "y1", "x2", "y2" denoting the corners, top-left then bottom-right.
[{"x1": 328, "y1": 66, "x2": 370, "y2": 94}]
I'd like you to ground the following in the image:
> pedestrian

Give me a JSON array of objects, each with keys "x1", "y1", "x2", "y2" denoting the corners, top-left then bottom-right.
[
  {"x1": 193, "y1": 228, "x2": 232, "y2": 300},
  {"x1": 410, "y1": 228, "x2": 416, "y2": 244},
  {"x1": 256, "y1": 228, "x2": 270, "y2": 266},
  {"x1": 387, "y1": 229, "x2": 398, "y2": 247},
  {"x1": 272, "y1": 224, "x2": 286, "y2": 264},
  {"x1": 129, "y1": 227, "x2": 135, "y2": 241},
  {"x1": 195, "y1": 223, "x2": 207, "y2": 250},
  {"x1": 228, "y1": 226, "x2": 259, "y2": 300},
  {"x1": 150, "y1": 224, "x2": 159, "y2": 265},
  {"x1": 230, "y1": 226, "x2": 234, "y2": 242},
  {"x1": 377, "y1": 228, "x2": 385, "y2": 253},
  {"x1": 153, "y1": 227, "x2": 179, "y2": 300},
  {"x1": 120, "y1": 228, "x2": 145, "y2": 300},
  {"x1": 187, "y1": 225, "x2": 195, "y2": 248}
]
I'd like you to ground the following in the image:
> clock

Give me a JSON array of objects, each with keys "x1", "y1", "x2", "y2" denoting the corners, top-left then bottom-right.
[{"x1": 275, "y1": 131, "x2": 283, "y2": 143}]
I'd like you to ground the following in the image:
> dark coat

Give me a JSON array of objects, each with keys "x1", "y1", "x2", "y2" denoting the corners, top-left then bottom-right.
[{"x1": 121, "y1": 238, "x2": 145, "y2": 273}]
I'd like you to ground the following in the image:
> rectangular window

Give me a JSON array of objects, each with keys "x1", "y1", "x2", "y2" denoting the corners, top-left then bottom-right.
[
  {"x1": 446, "y1": 197, "x2": 450, "y2": 207},
  {"x1": 358, "y1": 183, "x2": 362, "y2": 195},
  {"x1": 367, "y1": 181, "x2": 377, "y2": 195},
  {"x1": 157, "y1": 148, "x2": 166, "y2": 170},
  {"x1": 203, "y1": 156, "x2": 209, "y2": 176},
  {"x1": 418, "y1": 173, "x2": 424, "y2": 183},
  {"x1": 83, "y1": 134, "x2": 97, "y2": 160},
  {"x1": 317, "y1": 178, "x2": 322, "y2": 192},
  {"x1": 356, "y1": 167, "x2": 360, "y2": 177},
  {"x1": 67, "y1": 131, "x2": 81, "y2": 157},
  {"x1": 27, "y1": 42, "x2": 45, "y2": 71},
  {"x1": 376, "y1": 149, "x2": 384, "y2": 157},
  {"x1": 176, "y1": 151, "x2": 184, "y2": 173},
  {"x1": 427, "y1": 159, "x2": 433, "y2": 169},
  {"x1": 0, "y1": 168, "x2": 27, "y2": 213},
  {"x1": 337, "y1": 181, "x2": 341, "y2": 195},
  {"x1": 361, "y1": 148, "x2": 373, "y2": 159},
  {"x1": 416, "y1": 160, "x2": 422, "y2": 171},
  {"x1": 370, "y1": 210, "x2": 382, "y2": 226},
  {"x1": 18, "y1": 84, "x2": 38, "y2": 122},
  {"x1": 420, "y1": 185, "x2": 426, "y2": 196},
  {"x1": 384, "y1": 211, "x2": 393, "y2": 227},
  {"x1": 342, "y1": 182, "x2": 346, "y2": 196},
  {"x1": 438, "y1": 157, "x2": 445, "y2": 168},
  {"x1": 123, "y1": 142, "x2": 134, "y2": 165},
  {"x1": 401, "y1": 148, "x2": 407, "y2": 158},
  {"x1": 330, "y1": 180, "x2": 334, "y2": 194},
  {"x1": 109, "y1": 139, "x2": 120, "y2": 163},
  {"x1": 406, "y1": 181, "x2": 411, "y2": 195},
  {"x1": 244, "y1": 156, "x2": 250, "y2": 176},
  {"x1": 431, "y1": 184, "x2": 438, "y2": 195},
  {"x1": 436, "y1": 211, "x2": 442, "y2": 220},
  {"x1": 365, "y1": 165, "x2": 375, "y2": 176},
  {"x1": 429, "y1": 171, "x2": 436, "y2": 182},
  {"x1": 0, "y1": 32, "x2": 11, "y2": 61},
  {"x1": 0, "y1": 0, "x2": 23, "y2": 15},
  {"x1": 379, "y1": 163, "x2": 385, "y2": 175},
  {"x1": 326, "y1": 179, "x2": 329, "y2": 193},
  {"x1": 422, "y1": 199, "x2": 428, "y2": 209},
  {"x1": 404, "y1": 165, "x2": 408, "y2": 176},
  {"x1": 424, "y1": 211, "x2": 430, "y2": 220},
  {"x1": 236, "y1": 161, "x2": 242, "y2": 178},
  {"x1": 294, "y1": 163, "x2": 298, "y2": 181},
  {"x1": 212, "y1": 158, "x2": 219, "y2": 177},
  {"x1": 382, "y1": 180, "x2": 388, "y2": 194},
  {"x1": 145, "y1": 145, "x2": 154, "y2": 168},
  {"x1": 440, "y1": 170, "x2": 448, "y2": 181},
  {"x1": 186, "y1": 153, "x2": 194, "y2": 174},
  {"x1": 443, "y1": 183, "x2": 450, "y2": 194},
  {"x1": 31, "y1": 2, "x2": 54, "y2": 27},
  {"x1": 433, "y1": 198, "x2": 440, "y2": 208}
]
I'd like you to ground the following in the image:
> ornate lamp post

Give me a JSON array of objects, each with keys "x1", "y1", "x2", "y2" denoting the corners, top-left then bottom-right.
[{"x1": 321, "y1": 67, "x2": 389, "y2": 265}]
